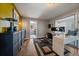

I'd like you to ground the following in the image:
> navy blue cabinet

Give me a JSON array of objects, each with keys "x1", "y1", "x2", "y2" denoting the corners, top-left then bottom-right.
[
  {"x1": 0, "y1": 29, "x2": 26, "y2": 56},
  {"x1": 0, "y1": 33, "x2": 13, "y2": 56},
  {"x1": 0, "y1": 32, "x2": 19, "y2": 56}
]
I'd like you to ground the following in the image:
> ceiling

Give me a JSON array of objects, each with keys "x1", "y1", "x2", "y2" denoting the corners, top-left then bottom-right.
[{"x1": 15, "y1": 3, "x2": 79, "y2": 20}]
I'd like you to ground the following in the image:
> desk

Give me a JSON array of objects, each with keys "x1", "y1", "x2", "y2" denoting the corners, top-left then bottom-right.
[{"x1": 53, "y1": 35, "x2": 79, "y2": 56}]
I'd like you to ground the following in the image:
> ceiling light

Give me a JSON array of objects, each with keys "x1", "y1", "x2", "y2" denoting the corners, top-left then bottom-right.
[
  {"x1": 47, "y1": 3, "x2": 58, "y2": 8},
  {"x1": 47, "y1": 3, "x2": 54, "y2": 8}
]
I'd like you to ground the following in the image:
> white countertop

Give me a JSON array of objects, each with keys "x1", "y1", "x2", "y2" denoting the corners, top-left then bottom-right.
[{"x1": 64, "y1": 36, "x2": 79, "y2": 44}]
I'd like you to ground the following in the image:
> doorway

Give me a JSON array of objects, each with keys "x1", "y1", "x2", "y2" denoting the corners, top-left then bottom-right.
[{"x1": 30, "y1": 20, "x2": 37, "y2": 39}]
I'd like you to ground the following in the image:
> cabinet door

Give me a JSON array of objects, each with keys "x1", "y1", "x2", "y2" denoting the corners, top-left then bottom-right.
[
  {"x1": 22, "y1": 30, "x2": 25, "y2": 44},
  {"x1": 13, "y1": 32, "x2": 19, "y2": 56},
  {"x1": 13, "y1": 32, "x2": 19, "y2": 44},
  {"x1": 13, "y1": 42, "x2": 19, "y2": 56},
  {"x1": 0, "y1": 33, "x2": 13, "y2": 56},
  {"x1": 19, "y1": 31, "x2": 22, "y2": 50},
  {"x1": 53, "y1": 36, "x2": 64, "y2": 56}
]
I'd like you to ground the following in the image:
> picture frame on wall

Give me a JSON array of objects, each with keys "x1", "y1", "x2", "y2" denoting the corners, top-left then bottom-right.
[
  {"x1": 48, "y1": 24, "x2": 53, "y2": 29},
  {"x1": 48, "y1": 24, "x2": 51, "y2": 28}
]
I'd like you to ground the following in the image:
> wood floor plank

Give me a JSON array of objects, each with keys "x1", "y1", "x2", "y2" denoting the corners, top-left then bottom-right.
[{"x1": 17, "y1": 39, "x2": 38, "y2": 56}]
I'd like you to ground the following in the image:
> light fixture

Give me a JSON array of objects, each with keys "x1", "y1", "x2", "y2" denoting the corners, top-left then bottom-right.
[
  {"x1": 47, "y1": 3, "x2": 53, "y2": 8},
  {"x1": 47, "y1": 3, "x2": 58, "y2": 8}
]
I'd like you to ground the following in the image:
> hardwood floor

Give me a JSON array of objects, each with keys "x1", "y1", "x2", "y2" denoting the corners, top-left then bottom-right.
[
  {"x1": 17, "y1": 39, "x2": 38, "y2": 56},
  {"x1": 65, "y1": 45, "x2": 79, "y2": 56},
  {"x1": 17, "y1": 38, "x2": 79, "y2": 56}
]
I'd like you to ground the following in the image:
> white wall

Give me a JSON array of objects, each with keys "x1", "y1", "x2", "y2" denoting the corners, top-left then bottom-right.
[
  {"x1": 49, "y1": 19, "x2": 55, "y2": 27},
  {"x1": 37, "y1": 20, "x2": 48, "y2": 38},
  {"x1": 26, "y1": 19, "x2": 30, "y2": 39}
]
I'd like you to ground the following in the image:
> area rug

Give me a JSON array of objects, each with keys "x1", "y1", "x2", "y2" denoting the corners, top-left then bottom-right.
[{"x1": 33, "y1": 38, "x2": 58, "y2": 56}]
